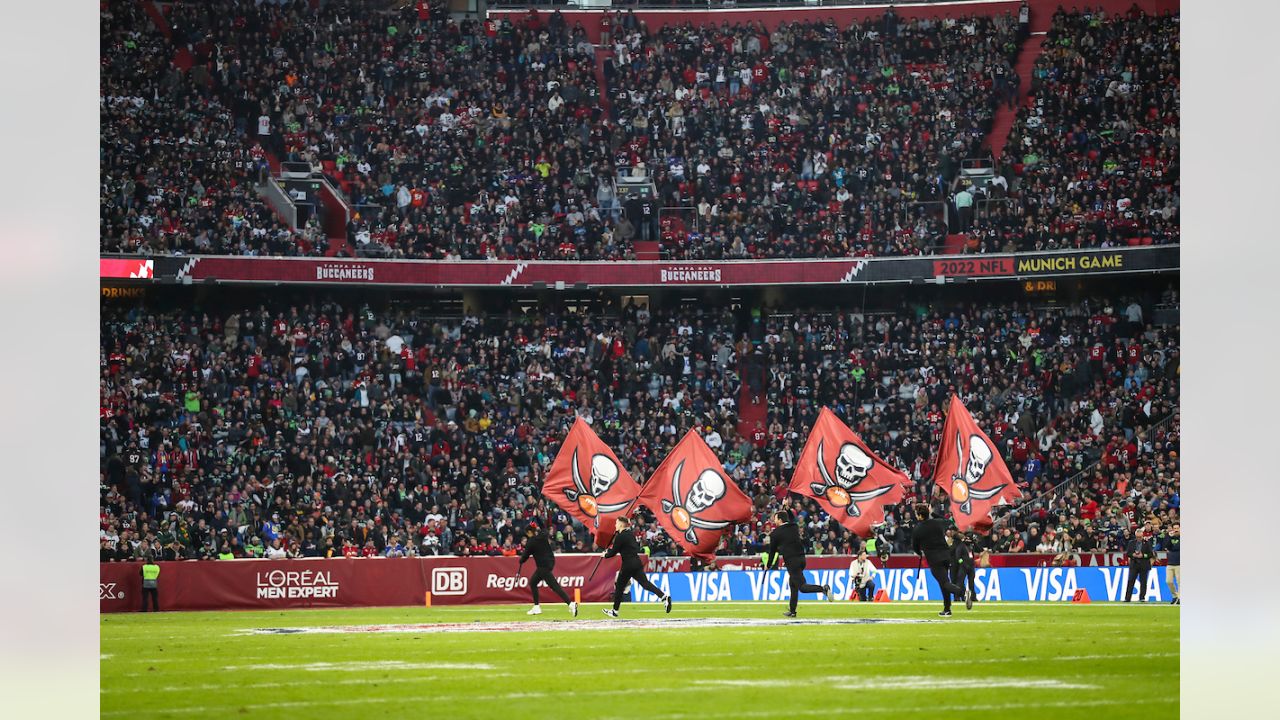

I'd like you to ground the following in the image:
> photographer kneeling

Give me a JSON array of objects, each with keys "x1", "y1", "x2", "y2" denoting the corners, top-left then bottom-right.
[{"x1": 847, "y1": 550, "x2": 878, "y2": 602}]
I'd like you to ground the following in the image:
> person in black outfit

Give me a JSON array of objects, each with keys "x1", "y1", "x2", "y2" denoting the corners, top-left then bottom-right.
[
  {"x1": 517, "y1": 523, "x2": 576, "y2": 617},
  {"x1": 1124, "y1": 528, "x2": 1156, "y2": 602},
  {"x1": 1160, "y1": 523, "x2": 1180, "y2": 605},
  {"x1": 949, "y1": 528, "x2": 977, "y2": 611},
  {"x1": 910, "y1": 503, "x2": 970, "y2": 616},
  {"x1": 765, "y1": 509, "x2": 832, "y2": 617},
  {"x1": 602, "y1": 516, "x2": 671, "y2": 617}
]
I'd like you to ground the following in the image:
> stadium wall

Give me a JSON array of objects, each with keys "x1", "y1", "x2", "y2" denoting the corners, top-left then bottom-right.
[
  {"x1": 100, "y1": 245, "x2": 1179, "y2": 287},
  {"x1": 490, "y1": 0, "x2": 1180, "y2": 43},
  {"x1": 633, "y1": 566, "x2": 1170, "y2": 603},
  {"x1": 99, "y1": 554, "x2": 1164, "y2": 612}
]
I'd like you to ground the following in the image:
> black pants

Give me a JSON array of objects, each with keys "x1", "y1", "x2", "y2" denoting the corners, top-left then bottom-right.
[
  {"x1": 784, "y1": 558, "x2": 825, "y2": 613},
  {"x1": 530, "y1": 567, "x2": 571, "y2": 606},
  {"x1": 141, "y1": 587, "x2": 159, "y2": 612},
  {"x1": 951, "y1": 565, "x2": 977, "y2": 600},
  {"x1": 854, "y1": 581, "x2": 876, "y2": 602},
  {"x1": 925, "y1": 552, "x2": 967, "y2": 612},
  {"x1": 1126, "y1": 562, "x2": 1151, "y2": 601},
  {"x1": 613, "y1": 563, "x2": 664, "y2": 611}
]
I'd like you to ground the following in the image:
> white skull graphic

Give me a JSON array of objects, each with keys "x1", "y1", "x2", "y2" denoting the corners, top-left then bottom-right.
[
  {"x1": 589, "y1": 454, "x2": 619, "y2": 497},
  {"x1": 965, "y1": 435, "x2": 993, "y2": 484},
  {"x1": 834, "y1": 443, "x2": 874, "y2": 489},
  {"x1": 686, "y1": 469, "x2": 727, "y2": 512}
]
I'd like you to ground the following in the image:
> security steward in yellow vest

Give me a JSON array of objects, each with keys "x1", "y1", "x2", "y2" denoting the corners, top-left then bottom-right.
[{"x1": 140, "y1": 558, "x2": 161, "y2": 612}]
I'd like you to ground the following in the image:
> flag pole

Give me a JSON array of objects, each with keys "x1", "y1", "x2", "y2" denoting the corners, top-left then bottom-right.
[
  {"x1": 587, "y1": 451, "x2": 657, "y2": 584},
  {"x1": 587, "y1": 493, "x2": 644, "y2": 582}
]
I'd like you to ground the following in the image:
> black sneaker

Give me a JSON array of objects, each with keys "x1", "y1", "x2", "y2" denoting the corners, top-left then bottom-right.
[
  {"x1": 663, "y1": 595, "x2": 672, "y2": 614},
  {"x1": 939, "y1": 610, "x2": 952, "y2": 617},
  {"x1": 783, "y1": 611, "x2": 797, "y2": 618},
  {"x1": 823, "y1": 584, "x2": 832, "y2": 602},
  {"x1": 965, "y1": 587, "x2": 974, "y2": 611},
  {"x1": 603, "y1": 608, "x2": 619, "y2": 618},
  {"x1": 1173, "y1": 598, "x2": 1181, "y2": 605}
]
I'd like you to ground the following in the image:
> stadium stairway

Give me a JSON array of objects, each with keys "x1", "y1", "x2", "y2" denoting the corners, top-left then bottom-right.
[
  {"x1": 141, "y1": 0, "x2": 352, "y2": 258},
  {"x1": 942, "y1": 233, "x2": 969, "y2": 255},
  {"x1": 988, "y1": 31, "x2": 1047, "y2": 160},
  {"x1": 593, "y1": 47, "x2": 613, "y2": 117},
  {"x1": 634, "y1": 241, "x2": 660, "y2": 260},
  {"x1": 736, "y1": 351, "x2": 769, "y2": 441},
  {"x1": 139, "y1": 0, "x2": 193, "y2": 71}
]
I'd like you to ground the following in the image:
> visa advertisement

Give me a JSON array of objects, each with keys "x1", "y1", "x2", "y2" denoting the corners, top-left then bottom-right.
[{"x1": 630, "y1": 566, "x2": 1170, "y2": 603}]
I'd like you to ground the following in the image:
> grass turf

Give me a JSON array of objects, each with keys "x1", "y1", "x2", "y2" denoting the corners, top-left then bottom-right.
[{"x1": 101, "y1": 601, "x2": 1177, "y2": 719}]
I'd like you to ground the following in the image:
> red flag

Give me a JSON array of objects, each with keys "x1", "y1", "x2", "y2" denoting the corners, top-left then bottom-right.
[
  {"x1": 788, "y1": 407, "x2": 910, "y2": 537},
  {"x1": 636, "y1": 430, "x2": 753, "y2": 561},
  {"x1": 542, "y1": 417, "x2": 641, "y2": 548},
  {"x1": 932, "y1": 395, "x2": 1023, "y2": 532}
]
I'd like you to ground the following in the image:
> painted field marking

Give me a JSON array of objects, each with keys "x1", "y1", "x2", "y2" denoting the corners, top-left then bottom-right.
[
  {"x1": 100, "y1": 690, "x2": 1177, "y2": 718},
  {"x1": 234, "y1": 617, "x2": 962, "y2": 636},
  {"x1": 102, "y1": 673, "x2": 516, "y2": 694},
  {"x1": 693, "y1": 675, "x2": 1098, "y2": 690},
  {"x1": 222, "y1": 661, "x2": 493, "y2": 672},
  {"x1": 611, "y1": 698, "x2": 1179, "y2": 720}
]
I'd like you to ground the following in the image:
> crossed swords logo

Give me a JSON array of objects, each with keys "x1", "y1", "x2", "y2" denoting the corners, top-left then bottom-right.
[
  {"x1": 563, "y1": 449, "x2": 631, "y2": 529},
  {"x1": 950, "y1": 431, "x2": 1007, "y2": 515},
  {"x1": 660, "y1": 460, "x2": 731, "y2": 544},
  {"x1": 809, "y1": 439, "x2": 894, "y2": 518}
]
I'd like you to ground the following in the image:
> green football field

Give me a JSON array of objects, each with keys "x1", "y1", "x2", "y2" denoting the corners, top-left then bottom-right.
[{"x1": 101, "y1": 601, "x2": 1178, "y2": 719}]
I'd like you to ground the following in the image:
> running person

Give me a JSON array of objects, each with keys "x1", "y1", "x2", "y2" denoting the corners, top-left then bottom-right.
[
  {"x1": 517, "y1": 523, "x2": 577, "y2": 616},
  {"x1": 765, "y1": 509, "x2": 832, "y2": 617},
  {"x1": 910, "y1": 503, "x2": 970, "y2": 616},
  {"x1": 603, "y1": 517, "x2": 671, "y2": 617}
]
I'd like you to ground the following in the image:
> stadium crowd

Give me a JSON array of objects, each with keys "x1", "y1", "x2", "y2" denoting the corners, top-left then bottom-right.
[
  {"x1": 963, "y1": 6, "x2": 1180, "y2": 253},
  {"x1": 603, "y1": 9, "x2": 1022, "y2": 258},
  {"x1": 99, "y1": 289, "x2": 1179, "y2": 564},
  {"x1": 99, "y1": 2, "x2": 1179, "y2": 261},
  {"x1": 100, "y1": 0, "x2": 309, "y2": 257}
]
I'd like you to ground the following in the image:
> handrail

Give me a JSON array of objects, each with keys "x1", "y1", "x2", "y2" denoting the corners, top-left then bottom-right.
[
  {"x1": 98, "y1": 242, "x2": 1181, "y2": 264},
  {"x1": 992, "y1": 410, "x2": 1179, "y2": 531},
  {"x1": 488, "y1": 0, "x2": 966, "y2": 9}
]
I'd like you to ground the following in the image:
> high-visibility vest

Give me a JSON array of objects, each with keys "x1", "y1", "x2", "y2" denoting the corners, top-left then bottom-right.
[
  {"x1": 866, "y1": 538, "x2": 878, "y2": 554},
  {"x1": 141, "y1": 563, "x2": 160, "y2": 588}
]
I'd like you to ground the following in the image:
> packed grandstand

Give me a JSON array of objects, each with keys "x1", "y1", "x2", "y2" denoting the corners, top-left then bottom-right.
[
  {"x1": 100, "y1": 0, "x2": 1177, "y2": 260},
  {"x1": 99, "y1": 0, "x2": 1180, "y2": 566},
  {"x1": 100, "y1": 282, "x2": 1180, "y2": 563}
]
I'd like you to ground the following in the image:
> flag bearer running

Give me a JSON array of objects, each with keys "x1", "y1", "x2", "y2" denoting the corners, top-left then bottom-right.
[
  {"x1": 765, "y1": 509, "x2": 833, "y2": 617},
  {"x1": 518, "y1": 523, "x2": 577, "y2": 617},
  {"x1": 603, "y1": 516, "x2": 671, "y2": 618}
]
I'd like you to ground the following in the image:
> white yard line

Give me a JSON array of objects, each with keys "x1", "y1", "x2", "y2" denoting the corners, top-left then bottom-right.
[
  {"x1": 101, "y1": 673, "x2": 515, "y2": 694},
  {"x1": 222, "y1": 661, "x2": 493, "y2": 672},
  {"x1": 603, "y1": 698, "x2": 1178, "y2": 720},
  {"x1": 693, "y1": 675, "x2": 1098, "y2": 690},
  {"x1": 101, "y1": 688, "x2": 639, "y2": 716},
  {"x1": 101, "y1": 690, "x2": 1177, "y2": 717}
]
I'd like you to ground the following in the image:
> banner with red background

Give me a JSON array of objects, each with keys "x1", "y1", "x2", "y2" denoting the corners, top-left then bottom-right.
[{"x1": 100, "y1": 552, "x2": 1149, "y2": 612}]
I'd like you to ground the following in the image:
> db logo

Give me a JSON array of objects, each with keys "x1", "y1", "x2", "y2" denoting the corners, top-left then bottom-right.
[
  {"x1": 431, "y1": 568, "x2": 467, "y2": 596},
  {"x1": 99, "y1": 583, "x2": 123, "y2": 600}
]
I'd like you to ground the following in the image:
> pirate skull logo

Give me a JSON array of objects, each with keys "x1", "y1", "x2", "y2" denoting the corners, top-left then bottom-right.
[
  {"x1": 810, "y1": 440, "x2": 893, "y2": 518},
  {"x1": 950, "y1": 432, "x2": 1008, "y2": 515},
  {"x1": 564, "y1": 449, "x2": 630, "y2": 526},
  {"x1": 660, "y1": 460, "x2": 731, "y2": 544}
]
